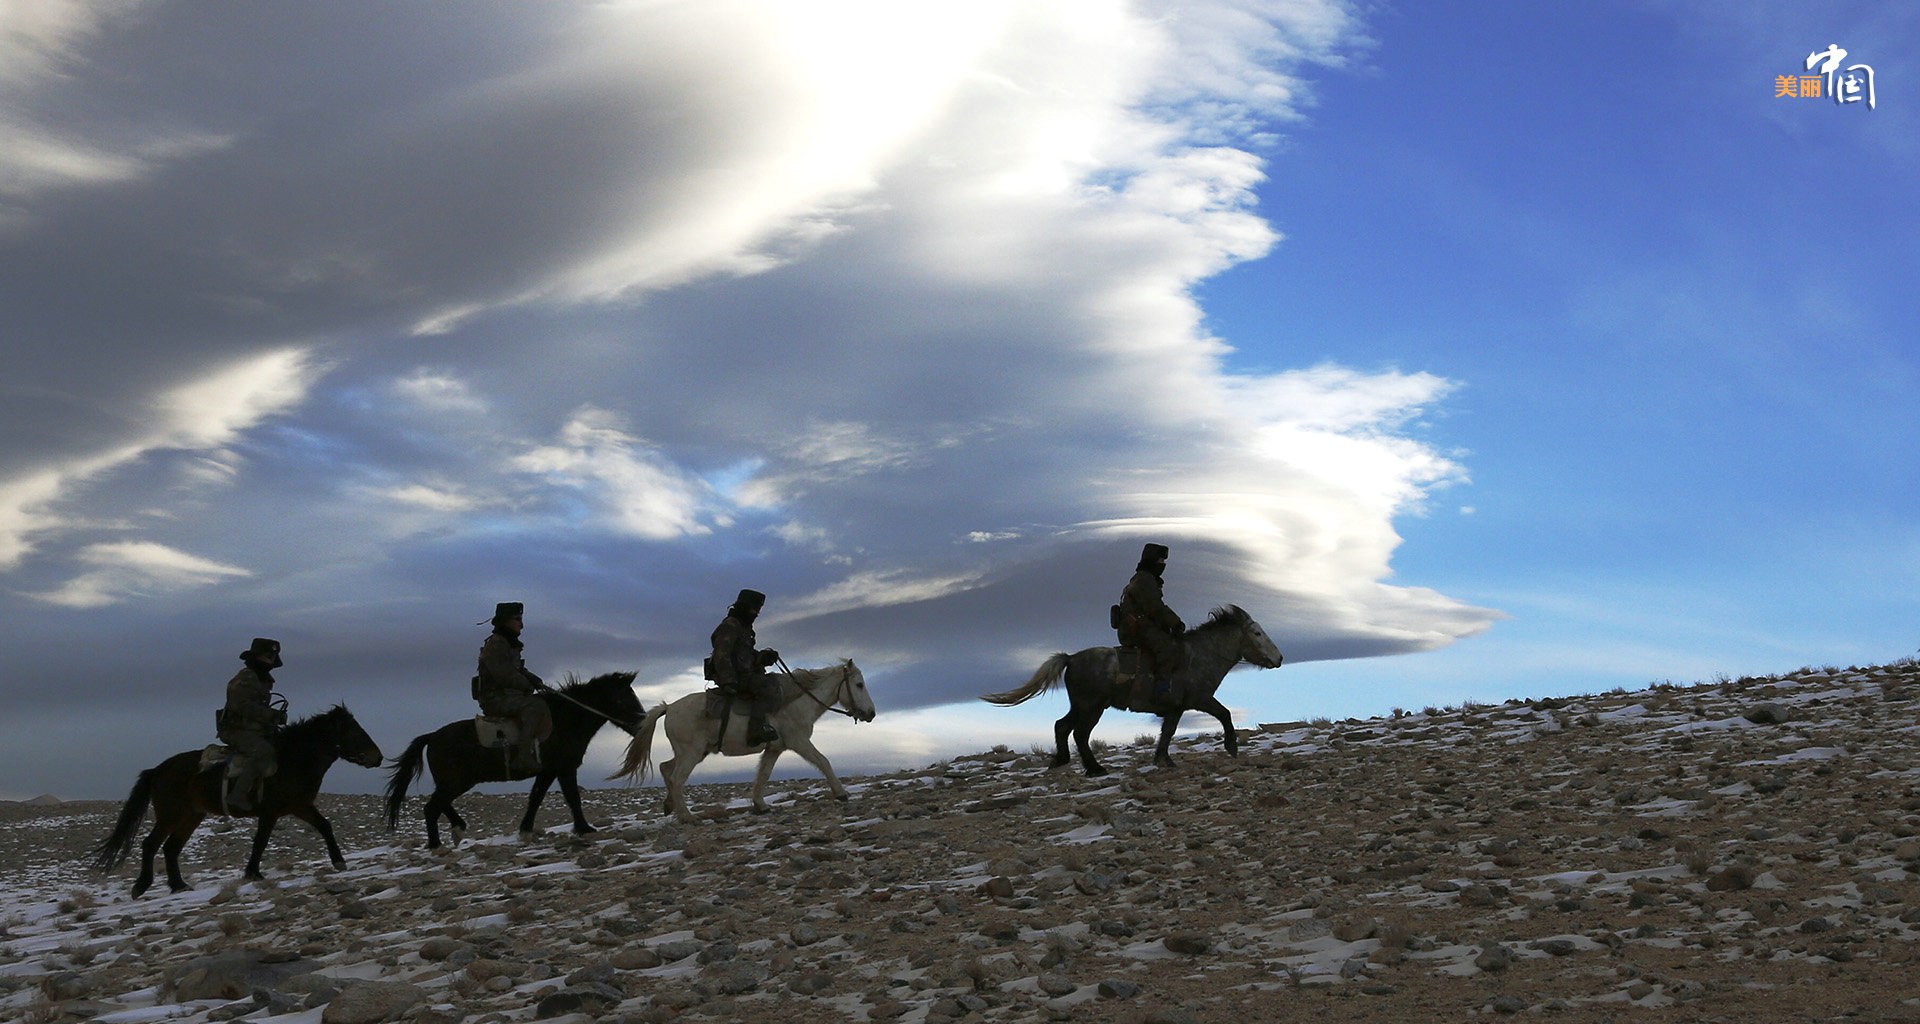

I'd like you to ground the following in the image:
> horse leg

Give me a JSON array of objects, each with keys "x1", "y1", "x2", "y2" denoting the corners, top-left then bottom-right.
[
  {"x1": 1050, "y1": 712, "x2": 1074, "y2": 769},
  {"x1": 1074, "y1": 706, "x2": 1108, "y2": 776},
  {"x1": 748, "y1": 745, "x2": 785, "y2": 814},
  {"x1": 555, "y1": 771, "x2": 597, "y2": 835},
  {"x1": 244, "y1": 815, "x2": 278, "y2": 880},
  {"x1": 288, "y1": 804, "x2": 348, "y2": 869},
  {"x1": 518, "y1": 773, "x2": 557, "y2": 841},
  {"x1": 133, "y1": 824, "x2": 164, "y2": 897},
  {"x1": 782, "y1": 735, "x2": 851, "y2": 804},
  {"x1": 658, "y1": 757, "x2": 678, "y2": 818},
  {"x1": 422, "y1": 789, "x2": 452, "y2": 849},
  {"x1": 161, "y1": 821, "x2": 199, "y2": 893},
  {"x1": 1195, "y1": 695, "x2": 1238, "y2": 757},
  {"x1": 666, "y1": 749, "x2": 703, "y2": 825},
  {"x1": 1153, "y1": 712, "x2": 1181, "y2": 768}
]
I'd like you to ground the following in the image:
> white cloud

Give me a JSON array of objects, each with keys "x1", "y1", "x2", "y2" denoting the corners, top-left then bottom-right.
[
  {"x1": 392, "y1": 370, "x2": 489, "y2": 416},
  {"x1": 0, "y1": 348, "x2": 318, "y2": 571},
  {"x1": 512, "y1": 408, "x2": 728, "y2": 540},
  {"x1": 26, "y1": 540, "x2": 250, "y2": 608}
]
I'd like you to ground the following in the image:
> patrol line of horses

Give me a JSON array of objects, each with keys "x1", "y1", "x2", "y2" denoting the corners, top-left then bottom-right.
[{"x1": 90, "y1": 605, "x2": 1282, "y2": 897}]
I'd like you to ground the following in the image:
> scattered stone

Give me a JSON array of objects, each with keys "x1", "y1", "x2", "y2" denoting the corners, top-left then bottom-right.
[{"x1": 319, "y1": 981, "x2": 428, "y2": 1024}]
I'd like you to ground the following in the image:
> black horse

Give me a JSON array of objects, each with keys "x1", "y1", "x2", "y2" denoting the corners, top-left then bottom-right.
[
  {"x1": 385, "y1": 672, "x2": 640, "y2": 848},
  {"x1": 982, "y1": 605, "x2": 1284, "y2": 775},
  {"x1": 90, "y1": 705, "x2": 383, "y2": 896}
]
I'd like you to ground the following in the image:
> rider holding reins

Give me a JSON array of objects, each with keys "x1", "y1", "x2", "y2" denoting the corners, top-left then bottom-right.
[
  {"x1": 1117, "y1": 542, "x2": 1187, "y2": 707},
  {"x1": 709, "y1": 589, "x2": 783, "y2": 746},
  {"x1": 217, "y1": 637, "x2": 286, "y2": 813},
  {"x1": 475, "y1": 601, "x2": 553, "y2": 773}
]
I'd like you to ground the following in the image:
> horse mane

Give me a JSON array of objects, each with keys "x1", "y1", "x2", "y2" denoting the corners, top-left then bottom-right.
[
  {"x1": 558, "y1": 670, "x2": 638, "y2": 694},
  {"x1": 278, "y1": 703, "x2": 353, "y2": 747},
  {"x1": 1192, "y1": 604, "x2": 1250, "y2": 634}
]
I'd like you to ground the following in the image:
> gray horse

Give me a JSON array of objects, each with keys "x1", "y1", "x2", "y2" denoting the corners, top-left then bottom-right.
[
  {"x1": 982, "y1": 605, "x2": 1283, "y2": 775},
  {"x1": 609, "y1": 660, "x2": 875, "y2": 822}
]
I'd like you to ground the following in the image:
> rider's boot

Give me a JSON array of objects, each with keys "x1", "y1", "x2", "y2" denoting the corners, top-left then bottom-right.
[
  {"x1": 511, "y1": 738, "x2": 543, "y2": 775},
  {"x1": 746, "y1": 711, "x2": 780, "y2": 746},
  {"x1": 225, "y1": 776, "x2": 256, "y2": 814}
]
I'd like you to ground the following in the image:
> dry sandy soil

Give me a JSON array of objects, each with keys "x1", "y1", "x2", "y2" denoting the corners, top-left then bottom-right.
[{"x1": 4, "y1": 661, "x2": 1920, "y2": 1023}]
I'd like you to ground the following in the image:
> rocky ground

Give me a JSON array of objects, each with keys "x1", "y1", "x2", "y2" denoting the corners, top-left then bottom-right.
[{"x1": 5, "y1": 661, "x2": 1920, "y2": 1023}]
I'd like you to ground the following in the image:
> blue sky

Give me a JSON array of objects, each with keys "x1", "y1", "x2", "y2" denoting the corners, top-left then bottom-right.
[
  {"x1": 1203, "y1": 1, "x2": 1919, "y2": 716},
  {"x1": 1, "y1": 1, "x2": 1913, "y2": 800}
]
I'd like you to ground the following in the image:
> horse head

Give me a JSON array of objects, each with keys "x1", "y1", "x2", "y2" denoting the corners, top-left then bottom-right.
[
  {"x1": 327, "y1": 705, "x2": 385, "y2": 768},
  {"x1": 1234, "y1": 609, "x2": 1285, "y2": 669},
  {"x1": 1192, "y1": 605, "x2": 1283, "y2": 670},
  {"x1": 839, "y1": 660, "x2": 877, "y2": 722}
]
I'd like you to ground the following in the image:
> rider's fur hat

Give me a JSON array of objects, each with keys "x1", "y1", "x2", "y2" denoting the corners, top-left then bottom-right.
[
  {"x1": 731, "y1": 589, "x2": 767, "y2": 615},
  {"x1": 242, "y1": 637, "x2": 283, "y2": 668},
  {"x1": 488, "y1": 602, "x2": 524, "y2": 629},
  {"x1": 1137, "y1": 543, "x2": 1169, "y2": 570}
]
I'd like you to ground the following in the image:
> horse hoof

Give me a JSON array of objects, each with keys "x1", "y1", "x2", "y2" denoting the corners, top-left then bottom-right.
[
  {"x1": 170, "y1": 882, "x2": 192, "y2": 893},
  {"x1": 1085, "y1": 766, "x2": 1107, "y2": 778},
  {"x1": 749, "y1": 806, "x2": 772, "y2": 816},
  {"x1": 574, "y1": 824, "x2": 598, "y2": 835},
  {"x1": 833, "y1": 792, "x2": 850, "y2": 802},
  {"x1": 330, "y1": 858, "x2": 347, "y2": 869},
  {"x1": 517, "y1": 829, "x2": 535, "y2": 843}
]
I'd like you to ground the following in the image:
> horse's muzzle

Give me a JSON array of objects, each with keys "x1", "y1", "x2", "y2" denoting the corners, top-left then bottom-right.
[{"x1": 351, "y1": 748, "x2": 385, "y2": 769}]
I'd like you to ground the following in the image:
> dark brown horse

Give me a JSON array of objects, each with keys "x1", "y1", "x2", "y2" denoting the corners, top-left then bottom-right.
[
  {"x1": 982, "y1": 605, "x2": 1283, "y2": 775},
  {"x1": 90, "y1": 705, "x2": 383, "y2": 896},
  {"x1": 384, "y1": 671, "x2": 640, "y2": 848}
]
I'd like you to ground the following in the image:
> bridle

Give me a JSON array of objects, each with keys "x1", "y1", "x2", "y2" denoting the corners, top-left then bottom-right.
[
  {"x1": 777, "y1": 657, "x2": 859, "y2": 719},
  {"x1": 541, "y1": 684, "x2": 643, "y2": 733}
]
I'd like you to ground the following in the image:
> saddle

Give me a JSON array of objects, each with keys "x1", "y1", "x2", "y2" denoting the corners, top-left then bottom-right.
[
  {"x1": 472, "y1": 715, "x2": 520, "y2": 749},
  {"x1": 198, "y1": 743, "x2": 232, "y2": 772}
]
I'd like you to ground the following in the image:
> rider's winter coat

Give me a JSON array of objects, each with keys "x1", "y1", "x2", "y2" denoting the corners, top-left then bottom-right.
[
  {"x1": 218, "y1": 664, "x2": 280, "y2": 738},
  {"x1": 1119, "y1": 568, "x2": 1185, "y2": 681},
  {"x1": 475, "y1": 631, "x2": 543, "y2": 717},
  {"x1": 710, "y1": 613, "x2": 771, "y2": 697},
  {"x1": 1119, "y1": 569, "x2": 1185, "y2": 641}
]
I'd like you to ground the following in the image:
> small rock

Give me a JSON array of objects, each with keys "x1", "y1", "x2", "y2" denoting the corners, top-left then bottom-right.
[
  {"x1": 1162, "y1": 932, "x2": 1213, "y2": 955},
  {"x1": 1474, "y1": 944, "x2": 1513, "y2": 972},
  {"x1": 1038, "y1": 973, "x2": 1077, "y2": 996},
  {"x1": 320, "y1": 981, "x2": 429, "y2": 1024},
  {"x1": 611, "y1": 945, "x2": 661, "y2": 970},
  {"x1": 1098, "y1": 978, "x2": 1140, "y2": 998},
  {"x1": 535, "y1": 983, "x2": 623, "y2": 1018}
]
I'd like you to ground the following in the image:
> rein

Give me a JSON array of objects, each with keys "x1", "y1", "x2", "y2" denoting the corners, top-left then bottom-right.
[
  {"x1": 777, "y1": 656, "x2": 857, "y2": 719},
  {"x1": 542, "y1": 685, "x2": 640, "y2": 731}
]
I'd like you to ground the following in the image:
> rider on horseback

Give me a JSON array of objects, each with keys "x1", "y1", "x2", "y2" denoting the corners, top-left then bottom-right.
[
  {"x1": 1118, "y1": 543, "x2": 1186, "y2": 707},
  {"x1": 217, "y1": 637, "x2": 287, "y2": 813},
  {"x1": 476, "y1": 602, "x2": 552, "y2": 773},
  {"x1": 709, "y1": 589, "x2": 782, "y2": 746}
]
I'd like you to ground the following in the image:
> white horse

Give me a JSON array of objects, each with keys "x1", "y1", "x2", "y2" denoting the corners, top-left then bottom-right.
[{"x1": 609, "y1": 660, "x2": 876, "y2": 823}]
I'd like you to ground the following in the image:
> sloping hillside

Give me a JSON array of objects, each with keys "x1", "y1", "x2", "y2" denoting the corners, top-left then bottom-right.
[{"x1": 5, "y1": 662, "x2": 1920, "y2": 1022}]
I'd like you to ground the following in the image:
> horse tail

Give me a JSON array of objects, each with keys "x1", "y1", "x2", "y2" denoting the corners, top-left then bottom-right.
[
  {"x1": 607, "y1": 703, "x2": 668, "y2": 783},
  {"x1": 383, "y1": 732, "x2": 432, "y2": 830},
  {"x1": 90, "y1": 768, "x2": 156, "y2": 872},
  {"x1": 980, "y1": 652, "x2": 1071, "y2": 706}
]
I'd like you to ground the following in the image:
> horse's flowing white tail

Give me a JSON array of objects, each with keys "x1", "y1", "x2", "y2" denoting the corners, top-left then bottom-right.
[
  {"x1": 608, "y1": 703, "x2": 669, "y2": 783},
  {"x1": 980, "y1": 653, "x2": 1071, "y2": 706}
]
